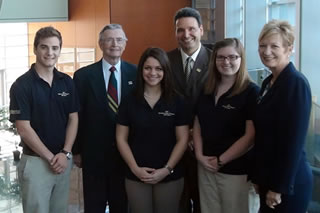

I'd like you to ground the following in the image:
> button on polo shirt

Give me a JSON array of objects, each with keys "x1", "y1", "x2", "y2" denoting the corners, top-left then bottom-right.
[{"x1": 9, "y1": 64, "x2": 80, "y2": 154}]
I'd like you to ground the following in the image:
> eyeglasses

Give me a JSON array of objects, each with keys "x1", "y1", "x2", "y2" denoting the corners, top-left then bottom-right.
[
  {"x1": 216, "y1": 55, "x2": 241, "y2": 62},
  {"x1": 104, "y1": 37, "x2": 127, "y2": 44}
]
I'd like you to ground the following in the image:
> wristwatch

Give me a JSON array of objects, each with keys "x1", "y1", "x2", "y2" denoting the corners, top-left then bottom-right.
[
  {"x1": 164, "y1": 164, "x2": 174, "y2": 175},
  {"x1": 60, "y1": 149, "x2": 72, "y2": 160}
]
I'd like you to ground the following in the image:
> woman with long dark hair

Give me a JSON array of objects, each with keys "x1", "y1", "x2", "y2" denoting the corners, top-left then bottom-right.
[{"x1": 116, "y1": 47, "x2": 190, "y2": 213}]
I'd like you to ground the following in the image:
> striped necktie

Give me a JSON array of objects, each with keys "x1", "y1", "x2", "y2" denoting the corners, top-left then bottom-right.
[
  {"x1": 185, "y1": 56, "x2": 193, "y2": 80},
  {"x1": 107, "y1": 66, "x2": 118, "y2": 114}
]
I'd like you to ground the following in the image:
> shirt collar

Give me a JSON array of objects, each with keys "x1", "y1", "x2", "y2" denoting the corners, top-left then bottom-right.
[
  {"x1": 102, "y1": 58, "x2": 121, "y2": 73},
  {"x1": 180, "y1": 44, "x2": 202, "y2": 64},
  {"x1": 30, "y1": 63, "x2": 64, "y2": 81}
]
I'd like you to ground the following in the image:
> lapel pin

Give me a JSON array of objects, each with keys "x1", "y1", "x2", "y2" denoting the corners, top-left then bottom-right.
[
  {"x1": 128, "y1": 81, "x2": 133, "y2": 85},
  {"x1": 196, "y1": 68, "x2": 201, "y2": 73}
]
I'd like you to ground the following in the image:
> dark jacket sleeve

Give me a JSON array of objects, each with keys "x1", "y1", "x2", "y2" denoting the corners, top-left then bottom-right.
[
  {"x1": 270, "y1": 72, "x2": 312, "y2": 194},
  {"x1": 72, "y1": 68, "x2": 86, "y2": 155}
]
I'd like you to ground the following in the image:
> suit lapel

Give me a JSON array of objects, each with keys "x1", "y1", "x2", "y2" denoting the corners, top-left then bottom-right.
[
  {"x1": 89, "y1": 60, "x2": 108, "y2": 107},
  {"x1": 171, "y1": 49, "x2": 187, "y2": 88},
  {"x1": 188, "y1": 46, "x2": 209, "y2": 83},
  {"x1": 120, "y1": 62, "x2": 129, "y2": 102}
]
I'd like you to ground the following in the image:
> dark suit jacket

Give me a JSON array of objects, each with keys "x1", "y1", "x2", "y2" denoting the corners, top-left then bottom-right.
[
  {"x1": 252, "y1": 62, "x2": 312, "y2": 195},
  {"x1": 73, "y1": 59, "x2": 137, "y2": 175},
  {"x1": 167, "y1": 46, "x2": 212, "y2": 111}
]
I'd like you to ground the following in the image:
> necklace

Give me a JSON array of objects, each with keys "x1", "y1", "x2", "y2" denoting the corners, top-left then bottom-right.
[{"x1": 144, "y1": 92, "x2": 160, "y2": 100}]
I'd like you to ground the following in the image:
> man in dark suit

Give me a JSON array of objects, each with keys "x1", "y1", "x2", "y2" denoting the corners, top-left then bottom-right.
[
  {"x1": 167, "y1": 7, "x2": 212, "y2": 213},
  {"x1": 72, "y1": 24, "x2": 137, "y2": 213}
]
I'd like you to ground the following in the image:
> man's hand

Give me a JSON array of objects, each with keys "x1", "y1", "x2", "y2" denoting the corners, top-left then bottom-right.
[
  {"x1": 50, "y1": 153, "x2": 68, "y2": 174},
  {"x1": 73, "y1": 154, "x2": 82, "y2": 168}
]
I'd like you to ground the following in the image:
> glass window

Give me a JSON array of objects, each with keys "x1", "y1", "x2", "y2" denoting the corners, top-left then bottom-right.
[
  {"x1": 0, "y1": 23, "x2": 28, "y2": 107},
  {"x1": 193, "y1": 0, "x2": 216, "y2": 45}
]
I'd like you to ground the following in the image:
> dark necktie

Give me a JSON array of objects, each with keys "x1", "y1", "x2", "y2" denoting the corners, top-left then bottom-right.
[
  {"x1": 107, "y1": 66, "x2": 118, "y2": 114},
  {"x1": 185, "y1": 56, "x2": 192, "y2": 80}
]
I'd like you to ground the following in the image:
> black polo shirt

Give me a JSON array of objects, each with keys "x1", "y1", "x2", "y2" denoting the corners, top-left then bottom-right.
[
  {"x1": 9, "y1": 64, "x2": 80, "y2": 154},
  {"x1": 196, "y1": 82, "x2": 259, "y2": 174},
  {"x1": 117, "y1": 93, "x2": 191, "y2": 182}
]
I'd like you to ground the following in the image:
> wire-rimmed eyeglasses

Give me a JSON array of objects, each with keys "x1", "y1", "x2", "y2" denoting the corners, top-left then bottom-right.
[{"x1": 216, "y1": 55, "x2": 241, "y2": 62}]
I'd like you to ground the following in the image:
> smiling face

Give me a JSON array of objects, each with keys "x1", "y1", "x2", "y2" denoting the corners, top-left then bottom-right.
[
  {"x1": 215, "y1": 46, "x2": 241, "y2": 78},
  {"x1": 175, "y1": 17, "x2": 203, "y2": 55},
  {"x1": 34, "y1": 36, "x2": 61, "y2": 69},
  {"x1": 142, "y1": 57, "x2": 164, "y2": 88},
  {"x1": 258, "y1": 33, "x2": 292, "y2": 73},
  {"x1": 99, "y1": 29, "x2": 127, "y2": 64}
]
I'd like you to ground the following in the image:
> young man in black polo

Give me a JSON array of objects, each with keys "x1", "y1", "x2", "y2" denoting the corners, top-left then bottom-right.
[{"x1": 9, "y1": 26, "x2": 79, "y2": 213}]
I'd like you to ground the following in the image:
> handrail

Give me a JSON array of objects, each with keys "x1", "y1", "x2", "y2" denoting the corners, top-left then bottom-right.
[
  {"x1": 313, "y1": 101, "x2": 320, "y2": 109},
  {"x1": 248, "y1": 67, "x2": 271, "y2": 73}
]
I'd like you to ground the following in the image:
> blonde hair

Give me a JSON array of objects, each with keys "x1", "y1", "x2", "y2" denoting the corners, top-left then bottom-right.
[
  {"x1": 205, "y1": 38, "x2": 251, "y2": 96},
  {"x1": 259, "y1": 19, "x2": 294, "y2": 47}
]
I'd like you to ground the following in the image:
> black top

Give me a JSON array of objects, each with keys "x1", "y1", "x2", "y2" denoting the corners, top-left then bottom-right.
[
  {"x1": 196, "y1": 82, "x2": 259, "y2": 175},
  {"x1": 9, "y1": 64, "x2": 80, "y2": 154},
  {"x1": 117, "y1": 93, "x2": 191, "y2": 182}
]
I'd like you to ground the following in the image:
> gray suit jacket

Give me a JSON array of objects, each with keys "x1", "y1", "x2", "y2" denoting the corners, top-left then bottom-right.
[{"x1": 167, "y1": 46, "x2": 212, "y2": 110}]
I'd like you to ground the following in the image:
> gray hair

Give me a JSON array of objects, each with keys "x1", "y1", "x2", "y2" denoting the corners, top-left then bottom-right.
[{"x1": 99, "y1": 24, "x2": 127, "y2": 42}]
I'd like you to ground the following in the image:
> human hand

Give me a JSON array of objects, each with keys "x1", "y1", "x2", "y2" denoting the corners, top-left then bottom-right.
[
  {"x1": 266, "y1": 190, "x2": 281, "y2": 209},
  {"x1": 73, "y1": 154, "x2": 82, "y2": 168},
  {"x1": 132, "y1": 167, "x2": 155, "y2": 182},
  {"x1": 197, "y1": 155, "x2": 219, "y2": 172},
  {"x1": 145, "y1": 168, "x2": 169, "y2": 184},
  {"x1": 50, "y1": 153, "x2": 68, "y2": 174}
]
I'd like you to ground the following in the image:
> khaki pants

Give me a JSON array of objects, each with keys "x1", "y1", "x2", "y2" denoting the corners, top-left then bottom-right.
[
  {"x1": 198, "y1": 163, "x2": 253, "y2": 213},
  {"x1": 125, "y1": 178, "x2": 184, "y2": 213},
  {"x1": 18, "y1": 154, "x2": 72, "y2": 213}
]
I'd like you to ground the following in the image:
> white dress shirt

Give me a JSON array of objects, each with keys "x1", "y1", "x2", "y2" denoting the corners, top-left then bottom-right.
[{"x1": 102, "y1": 58, "x2": 122, "y2": 103}]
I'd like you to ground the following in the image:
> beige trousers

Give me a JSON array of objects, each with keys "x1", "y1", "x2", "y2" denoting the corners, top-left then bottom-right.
[
  {"x1": 198, "y1": 163, "x2": 256, "y2": 213},
  {"x1": 18, "y1": 154, "x2": 72, "y2": 213}
]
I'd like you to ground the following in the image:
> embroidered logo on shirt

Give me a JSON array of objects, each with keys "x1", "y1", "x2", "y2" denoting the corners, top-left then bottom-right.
[
  {"x1": 158, "y1": 111, "x2": 175, "y2": 117},
  {"x1": 128, "y1": 81, "x2": 133, "y2": 85},
  {"x1": 222, "y1": 104, "x2": 235, "y2": 110},
  {"x1": 58, "y1": 92, "x2": 70, "y2": 97},
  {"x1": 10, "y1": 110, "x2": 20, "y2": 115}
]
